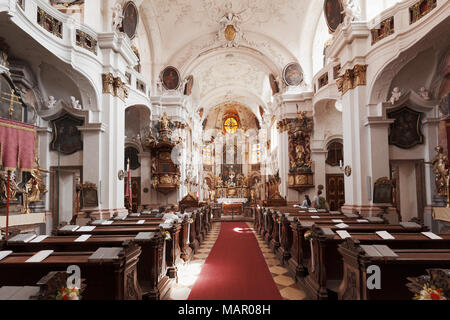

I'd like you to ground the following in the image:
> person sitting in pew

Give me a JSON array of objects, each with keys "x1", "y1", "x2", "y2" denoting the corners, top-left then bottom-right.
[
  {"x1": 313, "y1": 190, "x2": 329, "y2": 210},
  {"x1": 301, "y1": 195, "x2": 313, "y2": 208}
]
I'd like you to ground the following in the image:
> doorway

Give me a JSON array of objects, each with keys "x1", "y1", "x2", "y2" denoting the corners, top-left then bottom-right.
[
  {"x1": 326, "y1": 174, "x2": 345, "y2": 211},
  {"x1": 50, "y1": 166, "x2": 82, "y2": 228},
  {"x1": 390, "y1": 160, "x2": 426, "y2": 222}
]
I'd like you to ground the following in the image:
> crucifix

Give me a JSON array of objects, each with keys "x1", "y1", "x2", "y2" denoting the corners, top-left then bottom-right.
[{"x1": 1, "y1": 89, "x2": 22, "y2": 120}]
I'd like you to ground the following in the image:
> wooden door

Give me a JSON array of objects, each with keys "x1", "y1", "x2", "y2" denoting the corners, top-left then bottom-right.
[
  {"x1": 131, "y1": 177, "x2": 141, "y2": 213},
  {"x1": 326, "y1": 174, "x2": 345, "y2": 211}
]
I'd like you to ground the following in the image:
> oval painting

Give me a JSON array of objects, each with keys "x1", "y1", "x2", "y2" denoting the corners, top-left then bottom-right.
[
  {"x1": 122, "y1": 1, "x2": 139, "y2": 39},
  {"x1": 283, "y1": 63, "x2": 303, "y2": 86},
  {"x1": 324, "y1": 0, "x2": 344, "y2": 33},
  {"x1": 161, "y1": 66, "x2": 180, "y2": 90}
]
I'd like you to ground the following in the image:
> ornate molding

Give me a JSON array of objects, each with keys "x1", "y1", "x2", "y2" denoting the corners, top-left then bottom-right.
[
  {"x1": 337, "y1": 64, "x2": 368, "y2": 95},
  {"x1": 102, "y1": 73, "x2": 129, "y2": 101},
  {"x1": 371, "y1": 17, "x2": 394, "y2": 45},
  {"x1": 75, "y1": 30, "x2": 97, "y2": 55},
  {"x1": 37, "y1": 7, "x2": 63, "y2": 39},
  {"x1": 410, "y1": 0, "x2": 437, "y2": 25}
]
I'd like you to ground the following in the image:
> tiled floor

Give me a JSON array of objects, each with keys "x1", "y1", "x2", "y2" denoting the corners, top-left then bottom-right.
[
  {"x1": 165, "y1": 221, "x2": 306, "y2": 300},
  {"x1": 246, "y1": 222, "x2": 307, "y2": 300}
]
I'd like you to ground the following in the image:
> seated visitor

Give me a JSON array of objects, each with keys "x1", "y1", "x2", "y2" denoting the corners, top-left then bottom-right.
[
  {"x1": 301, "y1": 195, "x2": 312, "y2": 208},
  {"x1": 313, "y1": 190, "x2": 329, "y2": 210}
]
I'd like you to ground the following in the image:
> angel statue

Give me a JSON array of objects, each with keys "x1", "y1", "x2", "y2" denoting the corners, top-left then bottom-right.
[
  {"x1": 112, "y1": 3, "x2": 124, "y2": 31},
  {"x1": 0, "y1": 171, "x2": 24, "y2": 202},
  {"x1": 342, "y1": 0, "x2": 361, "y2": 26},
  {"x1": 25, "y1": 157, "x2": 50, "y2": 203},
  {"x1": 427, "y1": 146, "x2": 450, "y2": 196}
]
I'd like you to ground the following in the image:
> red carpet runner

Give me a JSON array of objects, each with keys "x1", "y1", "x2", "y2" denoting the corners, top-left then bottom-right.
[{"x1": 188, "y1": 222, "x2": 282, "y2": 300}]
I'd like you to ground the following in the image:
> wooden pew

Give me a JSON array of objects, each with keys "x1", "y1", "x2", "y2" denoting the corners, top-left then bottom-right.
[
  {"x1": 0, "y1": 243, "x2": 142, "y2": 300},
  {"x1": 303, "y1": 227, "x2": 448, "y2": 300},
  {"x1": 337, "y1": 239, "x2": 450, "y2": 300},
  {"x1": 2, "y1": 233, "x2": 169, "y2": 300},
  {"x1": 287, "y1": 220, "x2": 422, "y2": 281},
  {"x1": 56, "y1": 223, "x2": 182, "y2": 279},
  {"x1": 272, "y1": 212, "x2": 362, "y2": 260},
  {"x1": 274, "y1": 212, "x2": 363, "y2": 265}
]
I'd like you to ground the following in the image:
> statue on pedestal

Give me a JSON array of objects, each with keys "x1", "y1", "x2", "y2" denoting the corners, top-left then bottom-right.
[
  {"x1": 428, "y1": 146, "x2": 450, "y2": 196},
  {"x1": 25, "y1": 157, "x2": 49, "y2": 203}
]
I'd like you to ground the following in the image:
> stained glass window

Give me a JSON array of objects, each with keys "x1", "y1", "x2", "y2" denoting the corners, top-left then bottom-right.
[
  {"x1": 224, "y1": 116, "x2": 239, "y2": 134},
  {"x1": 251, "y1": 143, "x2": 261, "y2": 164},
  {"x1": 203, "y1": 144, "x2": 213, "y2": 165}
]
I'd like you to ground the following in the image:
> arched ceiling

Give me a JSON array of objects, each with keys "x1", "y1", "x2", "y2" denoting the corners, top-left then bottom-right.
[{"x1": 139, "y1": 0, "x2": 323, "y2": 116}]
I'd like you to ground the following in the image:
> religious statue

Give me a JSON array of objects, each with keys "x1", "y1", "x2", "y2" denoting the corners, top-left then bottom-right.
[
  {"x1": 25, "y1": 157, "x2": 49, "y2": 203},
  {"x1": 389, "y1": 87, "x2": 402, "y2": 105},
  {"x1": 47, "y1": 96, "x2": 56, "y2": 109},
  {"x1": 203, "y1": 180, "x2": 210, "y2": 201},
  {"x1": 209, "y1": 189, "x2": 216, "y2": 202},
  {"x1": 70, "y1": 96, "x2": 82, "y2": 110},
  {"x1": 226, "y1": 170, "x2": 236, "y2": 188},
  {"x1": 151, "y1": 156, "x2": 157, "y2": 173},
  {"x1": 428, "y1": 146, "x2": 450, "y2": 196},
  {"x1": 112, "y1": 2, "x2": 123, "y2": 31},
  {"x1": 0, "y1": 171, "x2": 24, "y2": 202},
  {"x1": 160, "y1": 112, "x2": 170, "y2": 131},
  {"x1": 342, "y1": 0, "x2": 361, "y2": 26},
  {"x1": 418, "y1": 87, "x2": 431, "y2": 101},
  {"x1": 151, "y1": 175, "x2": 159, "y2": 189}
]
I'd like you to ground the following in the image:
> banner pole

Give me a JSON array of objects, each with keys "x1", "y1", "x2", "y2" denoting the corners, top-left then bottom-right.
[
  {"x1": 57, "y1": 143, "x2": 61, "y2": 227},
  {"x1": 6, "y1": 171, "x2": 10, "y2": 241}
]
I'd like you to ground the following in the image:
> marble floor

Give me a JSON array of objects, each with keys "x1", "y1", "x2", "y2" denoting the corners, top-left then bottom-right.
[
  {"x1": 246, "y1": 222, "x2": 307, "y2": 300},
  {"x1": 165, "y1": 221, "x2": 306, "y2": 300}
]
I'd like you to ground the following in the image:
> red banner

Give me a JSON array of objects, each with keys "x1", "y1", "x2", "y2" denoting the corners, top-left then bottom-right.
[{"x1": 0, "y1": 118, "x2": 35, "y2": 171}]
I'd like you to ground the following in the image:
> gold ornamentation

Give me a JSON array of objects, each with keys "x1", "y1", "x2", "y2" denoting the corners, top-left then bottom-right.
[
  {"x1": 75, "y1": 30, "x2": 97, "y2": 55},
  {"x1": 410, "y1": 0, "x2": 437, "y2": 24},
  {"x1": 113, "y1": 76, "x2": 128, "y2": 101},
  {"x1": 318, "y1": 72, "x2": 329, "y2": 89},
  {"x1": 37, "y1": 8, "x2": 63, "y2": 39},
  {"x1": 224, "y1": 25, "x2": 236, "y2": 41},
  {"x1": 427, "y1": 146, "x2": 449, "y2": 197},
  {"x1": 24, "y1": 157, "x2": 49, "y2": 203},
  {"x1": 371, "y1": 17, "x2": 394, "y2": 45},
  {"x1": 102, "y1": 73, "x2": 128, "y2": 101},
  {"x1": 345, "y1": 165, "x2": 352, "y2": 177},
  {"x1": 102, "y1": 73, "x2": 114, "y2": 94},
  {"x1": 337, "y1": 64, "x2": 368, "y2": 95}
]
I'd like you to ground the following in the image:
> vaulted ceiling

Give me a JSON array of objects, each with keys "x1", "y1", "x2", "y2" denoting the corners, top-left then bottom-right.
[{"x1": 139, "y1": 0, "x2": 325, "y2": 118}]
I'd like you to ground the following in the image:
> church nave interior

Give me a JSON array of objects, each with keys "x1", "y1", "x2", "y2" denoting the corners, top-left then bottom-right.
[{"x1": 0, "y1": 0, "x2": 449, "y2": 304}]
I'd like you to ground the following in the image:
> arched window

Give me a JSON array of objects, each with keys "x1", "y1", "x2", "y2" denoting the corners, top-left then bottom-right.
[
  {"x1": 202, "y1": 144, "x2": 213, "y2": 165},
  {"x1": 223, "y1": 116, "x2": 239, "y2": 134},
  {"x1": 326, "y1": 141, "x2": 343, "y2": 166}
]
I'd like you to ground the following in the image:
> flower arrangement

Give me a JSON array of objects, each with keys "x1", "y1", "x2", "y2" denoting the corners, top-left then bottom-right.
[
  {"x1": 188, "y1": 218, "x2": 194, "y2": 224},
  {"x1": 304, "y1": 230, "x2": 313, "y2": 241},
  {"x1": 56, "y1": 287, "x2": 81, "y2": 300},
  {"x1": 414, "y1": 285, "x2": 447, "y2": 300},
  {"x1": 161, "y1": 230, "x2": 171, "y2": 240},
  {"x1": 276, "y1": 217, "x2": 282, "y2": 223}
]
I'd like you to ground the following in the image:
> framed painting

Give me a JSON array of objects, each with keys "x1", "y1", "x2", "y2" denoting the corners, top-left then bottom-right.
[
  {"x1": 80, "y1": 182, "x2": 98, "y2": 208},
  {"x1": 161, "y1": 66, "x2": 180, "y2": 90},
  {"x1": 121, "y1": 1, "x2": 139, "y2": 39},
  {"x1": 283, "y1": 62, "x2": 303, "y2": 86},
  {"x1": 324, "y1": 0, "x2": 344, "y2": 33},
  {"x1": 373, "y1": 177, "x2": 393, "y2": 204},
  {"x1": 184, "y1": 75, "x2": 194, "y2": 96},
  {"x1": 388, "y1": 106, "x2": 424, "y2": 149},
  {"x1": 50, "y1": 113, "x2": 84, "y2": 155}
]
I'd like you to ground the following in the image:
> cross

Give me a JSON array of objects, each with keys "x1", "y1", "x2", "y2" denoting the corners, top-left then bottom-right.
[{"x1": 1, "y1": 89, "x2": 22, "y2": 119}]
